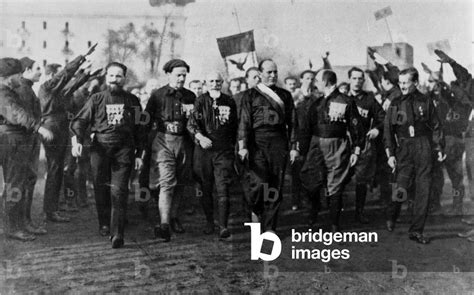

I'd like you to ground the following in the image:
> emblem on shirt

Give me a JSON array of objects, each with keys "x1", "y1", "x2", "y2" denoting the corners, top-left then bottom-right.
[
  {"x1": 357, "y1": 106, "x2": 369, "y2": 118},
  {"x1": 328, "y1": 102, "x2": 347, "y2": 122},
  {"x1": 217, "y1": 105, "x2": 231, "y2": 125},
  {"x1": 181, "y1": 104, "x2": 194, "y2": 118},
  {"x1": 106, "y1": 104, "x2": 124, "y2": 125}
]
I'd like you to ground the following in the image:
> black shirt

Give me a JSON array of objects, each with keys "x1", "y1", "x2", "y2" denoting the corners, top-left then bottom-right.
[
  {"x1": 384, "y1": 89, "x2": 443, "y2": 156},
  {"x1": 187, "y1": 92, "x2": 238, "y2": 150},
  {"x1": 145, "y1": 84, "x2": 196, "y2": 135},
  {"x1": 300, "y1": 88, "x2": 364, "y2": 155},
  {"x1": 238, "y1": 84, "x2": 297, "y2": 149},
  {"x1": 70, "y1": 89, "x2": 144, "y2": 155},
  {"x1": 348, "y1": 90, "x2": 385, "y2": 134}
]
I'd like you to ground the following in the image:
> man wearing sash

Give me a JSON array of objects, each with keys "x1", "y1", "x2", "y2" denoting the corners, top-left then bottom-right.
[{"x1": 238, "y1": 59, "x2": 299, "y2": 233}]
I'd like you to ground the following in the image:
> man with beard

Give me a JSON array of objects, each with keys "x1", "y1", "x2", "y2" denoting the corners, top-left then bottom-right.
[
  {"x1": 291, "y1": 70, "x2": 322, "y2": 215},
  {"x1": 71, "y1": 62, "x2": 144, "y2": 248},
  {"x1": 39, "y1": 44, "x2": 96, "y2": 223},
  {"x1": 145, "y1": 59, "x2": 196, "y2": 241},
  {"x1": 300, "y1": 70, "x2": 363, "y2": 232},
  {"x1": 11, "y1": 57, "x2": 47, "y2": 235},
  {"x1": 238, "y1": 59, "x2": 299, "y2": 233},
  {"x1": 188, "y1": 72, "x2": 238, "y2": 238},
  {"x1": 384, "y1": 68, "x2": 444, "y2": 244},
  {"x1": 0, "y1": 58, "x2": 54, "y2": 241},
  {"x1": 347, "y1": 67, "x2": 385, "y2": 224}
]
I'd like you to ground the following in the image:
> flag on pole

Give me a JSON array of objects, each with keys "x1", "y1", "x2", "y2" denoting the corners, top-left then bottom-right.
[
  {"x1": 374, "y1": 6, "x2": 393, "y2": 21},
  {"x1": 427, "y1": 39, "x2": 451, "y2": 55},
  {"x1": 217, "y1": 30, "x2": 258, "y2": 79}
]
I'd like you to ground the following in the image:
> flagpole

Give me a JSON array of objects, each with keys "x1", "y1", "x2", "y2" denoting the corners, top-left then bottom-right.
[
  {"x1": 384, "y1": 17, "x2": 395, "y2": 47},
  {"x1": 232, "y1": 5, "x2": 242, "y2": 33}
]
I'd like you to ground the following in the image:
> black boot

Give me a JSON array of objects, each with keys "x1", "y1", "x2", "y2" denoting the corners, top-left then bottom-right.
[
  {"x1": 329, "y1": 193, "x2": 342, "y2": 232},
  {"x1": 355, "y1": 184, "x2": 369, "y2": 224},
  {"x1": 218, "y1": 197, "x2": 230, "y2": 239},
  {"x1": 307, "y1": 190, "x2": 321, "y2": 227}
]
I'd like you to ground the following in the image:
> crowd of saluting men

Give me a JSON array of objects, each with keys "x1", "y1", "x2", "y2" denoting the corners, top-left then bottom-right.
[{"x1": 1, "y1": 43, "x2": 474, "y2": 249}]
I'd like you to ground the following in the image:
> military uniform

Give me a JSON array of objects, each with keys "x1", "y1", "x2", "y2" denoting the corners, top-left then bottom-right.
[
  {"x1": 239, "y1": 83, "x2": 297, "y2": 232},
  {"x1": 384, "y1": 89, "x2": 443, "y2": 236},
  {"x1": 291, "y1": 90, "x2": 321, "y2": 213},
  {"x1": 70, "y1": 88, "x2": 144, "y2": 240},
  {"x1": 376, "y1": 86, "x2": 402, "y2": 206},
  {"x1": 348, "y1": 90, "x2": 385, "y2": 221},
  {"x1": 38, "y1": 55, "x2": 86, "y2": 218},
  {"x1": 11, "y1": 76, "x2": 42, "y2": 225},
  {"x1": 300, "y1": 87, "x2": 363, "y2": 230},
  {"x1": 188, "y1": 92, "x2": 238, "y2": 235},
  {"x1": 145, "y1": 85, "x2": 196, "y2": 233},
  {"x1": 64, "y1": 85, "x2": 92, "y2": 210},
  {"x1": 0, "y1": 58, "x2": 42, "y2": 239}
]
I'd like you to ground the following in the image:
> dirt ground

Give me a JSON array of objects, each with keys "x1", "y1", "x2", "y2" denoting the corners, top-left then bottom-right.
[{"x1": 0, "y1": 159, "x2": 473, "y2": 293}]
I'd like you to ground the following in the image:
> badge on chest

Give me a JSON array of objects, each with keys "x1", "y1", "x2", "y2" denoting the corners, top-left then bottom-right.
[
  {"x1": 357, "y1": 106, "x2": 369, "y2": 118},
  {"x1": 181, "y1": 104, "x2": 194, "y2": 118},
  {"x1": 216, "y1": 105, "x2": 231, "y2": 124},
  {"x1": 106, "y1": 104, "x2": 124, "y2": 125},
  {"x1": 328, "y1": 102, "x2": 347, "y2": 122}
]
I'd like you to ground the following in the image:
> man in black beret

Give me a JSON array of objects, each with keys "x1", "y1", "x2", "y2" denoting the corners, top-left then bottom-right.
[
  {"x1": 145, "y1": 59, "x2": 196, "y2": 241},
  {"x1": 0, "y1": 58, "x2": 53, "y2": 241},
  {"x1": 38, "y1": 44, "x2": 96, "y2": 224},
  {"x1": 11, "y1": 57, "x2": 47, "y2": 235}
]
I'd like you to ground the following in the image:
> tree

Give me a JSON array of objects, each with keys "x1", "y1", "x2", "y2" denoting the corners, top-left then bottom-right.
[{"x1": 103, "y1": 22, "x2": 139, "y2": 64}]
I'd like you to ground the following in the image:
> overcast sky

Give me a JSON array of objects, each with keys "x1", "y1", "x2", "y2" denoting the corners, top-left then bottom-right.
[{"x1": 1, "y1": 0, "x2": 472, "y2": 81}]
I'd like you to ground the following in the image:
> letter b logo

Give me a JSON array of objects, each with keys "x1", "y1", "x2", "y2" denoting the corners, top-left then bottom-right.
[{"x1": 245, "y1": 223, "x2": 282, "y2": 261}]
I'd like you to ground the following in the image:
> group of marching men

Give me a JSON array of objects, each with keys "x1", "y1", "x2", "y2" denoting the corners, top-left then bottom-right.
[{"x1": 1, "y1": 43, "x2": 473, "y2": 248}]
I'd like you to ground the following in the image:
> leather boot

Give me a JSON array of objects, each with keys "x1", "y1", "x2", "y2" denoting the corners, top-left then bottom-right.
[
  {"x1": 355, "y1": 184, "x2": 369, "y2": 224},
  {"x1": 218, "y1": 197, "x2": 230, "y2": 238},
  {"x1": 329, "y1": 193, "x2": 342, "y2": 232}
]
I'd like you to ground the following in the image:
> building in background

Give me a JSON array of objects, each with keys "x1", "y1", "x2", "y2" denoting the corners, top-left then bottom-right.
[
  {"x1": 0, "y1": 2, "x2": 187, "y2": 85},
  {"x1": 366, "y1": 42, "x2": 414, "y2": 70}
]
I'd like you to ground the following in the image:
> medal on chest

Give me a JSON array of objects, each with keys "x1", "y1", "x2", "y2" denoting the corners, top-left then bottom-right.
[
  {"x1": 106, "y1": 104, "x2": 125, "y2": 126},
  {"x1": 328, "y1": 102, "x2": 347, "y2": 122}
]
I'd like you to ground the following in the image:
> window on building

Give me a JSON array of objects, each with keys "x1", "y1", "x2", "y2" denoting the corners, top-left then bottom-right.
[
  {"x1": 87, "y1": 41, "x2": 92, "y2": 47},
  {"x1": 43, "y1": 60, "x2": 47, "y2": 66},
  {"x1": 21, "y1": 21, "x2": 26, "y2": 29},
  {"x1": 43, "y1": 21, "x2": 47, "y2": 30},
  {"x1": 395, "y1": 47, "x2": 401, "y2": 57},
  {"x1": 65, "y1": 40, "x2": 69, "y2": 48},
  {"x1": 21, "y1": 40, "x2": 25, "y2": 47},
  {"x1": 65, "y1": 22, "x2": 69, "y2": 30},
  {"x1": 43, "y1": 41, "x2": 47, "y2": 49}
]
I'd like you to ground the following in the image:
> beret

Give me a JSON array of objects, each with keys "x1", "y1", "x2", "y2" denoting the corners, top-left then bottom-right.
[
  {"x1": 45, "y1": 63, "x2": 62, "y2": 75},
  {"x1": 0, "y1": 58, "x2": 23, "y2": 77},
  {"x1": 163, "y1": 59, "x2": 190, "y2": 73},
  {"x1": 20, "y1": 57, "x2": 35, "y2": 71}
]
